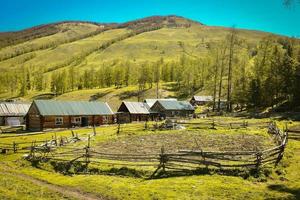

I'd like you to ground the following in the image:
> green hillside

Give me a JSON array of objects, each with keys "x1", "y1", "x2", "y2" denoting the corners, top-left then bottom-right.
[
  {"x1": 0, "y1": 16, "x2": 273, "y2": 72},
  {"x1": 0, "y1": 15, "x2": 299, "y2": 111}
]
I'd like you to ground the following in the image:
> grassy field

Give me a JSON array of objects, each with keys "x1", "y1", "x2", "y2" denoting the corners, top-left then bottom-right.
[{"x1": 0, "y1": 117, "x2": 299, "y2": 200}]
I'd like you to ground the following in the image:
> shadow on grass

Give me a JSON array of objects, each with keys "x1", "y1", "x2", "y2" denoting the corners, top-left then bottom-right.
[
  {"x1": 268, "y1": 184, "x2": 300, "y2": 200},
  {"x1": 117, "y1": 89, "x2": 149, "y2": 100},
  {"x1": 47, "y1": 160, "x2": 270, "y2": 180},
  {"x1": 32, "y1": 93, "x2": 56, "y2": 100},
  {"x1": 89, "y1": 91, "x2": 112, "y2": 101},
  {"x1": 149, "y1": 167, "x2": 268, "y2": 180}
]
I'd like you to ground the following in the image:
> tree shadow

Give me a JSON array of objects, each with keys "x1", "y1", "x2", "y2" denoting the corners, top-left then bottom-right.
[
  {"x1": 89, "y1": 91, "x2": 112, "y2": 101},
  {"x1": 268, "y1": 184, "x2": 300, "y2": 200}
]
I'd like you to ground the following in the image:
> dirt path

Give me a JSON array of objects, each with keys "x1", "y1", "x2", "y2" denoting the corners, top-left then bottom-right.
[{"x1": 0, "y1": 172, "x2": 109, "y2": 200}]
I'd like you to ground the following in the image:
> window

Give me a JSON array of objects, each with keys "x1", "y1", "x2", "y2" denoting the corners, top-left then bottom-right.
[
  {"x1": 55, "y1": 117, "x2": 63, "y2": 125},
  {"x1": 72, "y1": 117, "x2": 81, "y2": 124}
]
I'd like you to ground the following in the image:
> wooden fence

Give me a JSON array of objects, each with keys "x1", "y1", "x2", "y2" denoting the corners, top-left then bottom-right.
[
  {"x1": 176, "y1": 120, "x2": 269, "y2": 129},
  {"x1": 26, "y1": 122, "x2": 288, "y2": 177},
  {"x1": 286, "y1": 125, "x2": 300, "y2": 140},
  {"x1": 0, "y1": 131, "x2": 83, "y2": 154}
]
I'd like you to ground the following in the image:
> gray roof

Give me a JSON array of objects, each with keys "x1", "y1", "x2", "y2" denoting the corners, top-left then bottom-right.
[
  {"x1": 193, "y1": 96, "x2": 213, "y2": 102},
  {"x1": 33, "y1": 100, "x2": 114, "y2": 116},
  {"x1": 122, "y1": 102, "x2": 151, "y2": 114},
  {"x1": 0, "y1": 102, "x2": 31, "y2": 116},
  {"x1": 155, "y1": 100, "x2": 194, "y2": 111},
  {"x1": 144, "y1": 98, "x2": 177, "y2": 108}
]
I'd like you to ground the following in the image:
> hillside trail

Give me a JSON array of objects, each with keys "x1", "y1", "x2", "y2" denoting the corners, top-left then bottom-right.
[{"x1": 0, "y1": 171, "x2": 109, "y2": 200}]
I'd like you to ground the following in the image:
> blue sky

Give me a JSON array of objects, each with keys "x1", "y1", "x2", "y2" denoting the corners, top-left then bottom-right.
[{"x1": 0, "y1": 0, "x2": 299, "y2": 37}]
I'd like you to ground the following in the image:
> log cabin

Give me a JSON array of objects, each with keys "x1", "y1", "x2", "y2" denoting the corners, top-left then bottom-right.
[
  {"x1": 151, "y1": 100, "x2": 195, "y2": 118},
  {"x1": 116, "y1": 101, "x2": 157, "y2": 123},
  {"x1": 190, "y1": 96, "x2": 213, "y2": 106},
  {"x1": 0, "y1": 102, "x2": 31, "y2": 126},
  {"x1": 26, "y1": 100, "x2": 114, "y2": 131}
]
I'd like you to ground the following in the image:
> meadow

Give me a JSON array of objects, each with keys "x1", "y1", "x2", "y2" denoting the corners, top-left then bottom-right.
[{"x1": 0, "y1": 117, "x2": 299, "y2": 200}]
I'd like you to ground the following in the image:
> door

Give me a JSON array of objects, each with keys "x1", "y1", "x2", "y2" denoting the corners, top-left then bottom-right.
[{"x1": 81, "y1": 117, "x2": 89, "y2": 127}]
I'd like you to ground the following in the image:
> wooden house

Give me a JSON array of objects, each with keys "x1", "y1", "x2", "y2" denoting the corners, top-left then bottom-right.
[
  {"x1": 151, "y1": 100, "x2": 195, "y2": 118},
  {"x1": 0, "y1": 102, "x2": 31, "y2": 126},
  {"x1": 190, "y1": 96, "x2": 213, "y2": 106},
  {"x1": 117, "y1": 101, "x2": 157, "y2": 123},
  {"x1": 26, "y1": 100, "x2": 114, "y2": 131}
]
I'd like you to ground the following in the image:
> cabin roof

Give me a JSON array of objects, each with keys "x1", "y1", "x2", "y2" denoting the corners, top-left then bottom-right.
[
  {"x1": 121, "y1": 102, "x2": 151, "y2": 114},
  {"x1": 192, "y1": 96, "x2": 213, "y2": 102},
  {"x1": 0, "y1": 102, "x2": 31, "y2": 116},
  {"x1": 144, "y1": 98, "x2": 177, "y2": 108},
  {"x1": 33, "y1": 100, "x2": 114, "y2": 116},
  {"x1": 155, "y1": 100, "x2": 194, "y2": 111}
]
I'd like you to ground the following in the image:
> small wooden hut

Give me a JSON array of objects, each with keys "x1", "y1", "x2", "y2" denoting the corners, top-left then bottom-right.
[
  {"x1": 190, "y1": 96, "x2": 213, "y2": 106},
  {"x1": 117, "y1": 101, "x2": 157, "y2": 123},
  {"x1": 151, "y1": 100, "x2": 195, "y2": 118},
  {"x1": 0, "y1": 102, "x2": 31, "y2": 126},
  {"x1": 26, "y1": 100, "x2": 114, "y2": 131}
]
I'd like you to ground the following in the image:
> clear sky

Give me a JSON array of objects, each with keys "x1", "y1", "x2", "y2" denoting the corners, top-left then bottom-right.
[{"x1": 0, "y1": 0, "x2": 299, "y2": 37}]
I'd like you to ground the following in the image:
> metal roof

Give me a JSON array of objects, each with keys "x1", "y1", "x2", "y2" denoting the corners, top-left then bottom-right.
[
  {"x1": 0, "y1": 102, "x2": 31, "y2": 116},
  {"x1": 144, "y1": 98, "x2": 177, "y2": 108},
  {"x1": 34, "y1": 100, "x2": 114, "y2": 116},
  {"x1": 155, "y1": 100, "x2": 194, "y2": 111},
  {"x1": 193, "y1": 96, "x2": 213, "y2": 102},
  {"x1": 122, "y1": 102, "x2": 151, "y2": 114}
]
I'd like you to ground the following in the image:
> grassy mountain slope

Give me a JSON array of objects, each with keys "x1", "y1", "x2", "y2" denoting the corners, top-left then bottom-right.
[
  {"x1": 0, "y1": 16, "x2": 278, "y2": 72},
  {"x1": 0, "y1": 15, "x2": 290, "y2": 102}
]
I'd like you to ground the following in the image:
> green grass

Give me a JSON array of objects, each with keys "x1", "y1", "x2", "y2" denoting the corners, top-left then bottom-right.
[
  {"x1": 0, "y1": 172, "x2": 72, "y2": 200},
  {"x1": 0, "y1": 117, "x2": 299, "y2": 199}
]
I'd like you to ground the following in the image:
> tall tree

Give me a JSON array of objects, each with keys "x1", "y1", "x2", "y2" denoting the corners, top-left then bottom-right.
[{"x1": 226, "y1": 27, "x2": 238, "y2": 112}]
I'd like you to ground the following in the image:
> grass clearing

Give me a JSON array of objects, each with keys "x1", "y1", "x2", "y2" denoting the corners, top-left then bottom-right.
[{"x1": 0, "y1": 117, "x2": 299, "y2": 199}]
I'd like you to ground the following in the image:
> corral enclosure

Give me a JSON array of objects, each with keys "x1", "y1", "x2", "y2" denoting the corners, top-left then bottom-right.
[{"x1": 95, "y1": 131, "x2": 274, "y2": 154}]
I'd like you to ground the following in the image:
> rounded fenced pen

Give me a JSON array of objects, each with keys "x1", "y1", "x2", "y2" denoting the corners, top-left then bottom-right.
[{"x1": 22, "y1": 121, "x2": 288, "y2": 178}]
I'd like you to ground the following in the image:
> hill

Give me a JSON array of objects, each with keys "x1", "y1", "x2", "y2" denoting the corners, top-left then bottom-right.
[
  {"x1": 0, "y1": 15, "x2": 299, "y2": 109},
  {"x1": 0, "y1": 15, "x2": 276, "y2": 73}
]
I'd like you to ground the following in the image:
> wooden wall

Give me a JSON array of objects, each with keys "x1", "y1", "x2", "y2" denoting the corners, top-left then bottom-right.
[{"x1": 26, "y1": 103, "x2": 42, "y2": 131}]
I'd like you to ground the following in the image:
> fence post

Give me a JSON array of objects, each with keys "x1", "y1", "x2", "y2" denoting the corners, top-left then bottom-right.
[
  {"x1": 30, "y1": 141, "x2": 36, "y2": 160},
  {"x1": 211, "y1": 119, "x2": 215, "y2": 129},
  {"x1": 151, "y1": 146, "x2": 168, "y2": 178},
  {"x1": 13, "y1": 141, "x2": 17, "y2": 153},
  {"x1": 160, "y1": 146, "x2": 167, "y2": 173},
  {"x1": 255, "y1": 150, "x2": 262, "y2": 173},
  {"x1": 93, "y1": 125, "x2": 96, "y2": 136},
  {"x1": 84, "y1": 135, "x2": 91, "y2": 173},
  {"x1": 243, "y1": 120, "x2": 248, "y2": 128},
  {"x1": 54, "y1": 133, "x2": 57, "y2": 146},
  {"x1": 275, "y1": 133, "x2": 287, "y2": 167},
  {"x1": 284, "y1": 122, "x2": 288, "y2": 133},
  {"x1": 59, "y1": 136, "x2": 63, "y2": 146}
]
